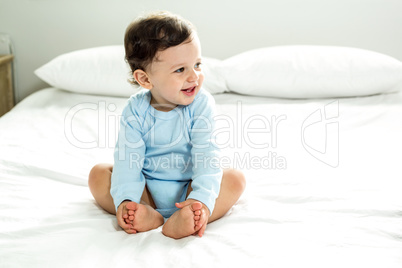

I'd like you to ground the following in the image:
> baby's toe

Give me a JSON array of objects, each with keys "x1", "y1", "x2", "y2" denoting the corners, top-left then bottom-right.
[
  {"x1": 126, "y1": 202, "x2": 137, "y2": 210},
  {"x1": 190, "y1": 202, "x2": 202, "y2": 212}
]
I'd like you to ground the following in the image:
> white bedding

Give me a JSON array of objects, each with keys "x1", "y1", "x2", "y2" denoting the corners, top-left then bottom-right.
[{"x1": 1, "y1": 88, "x2": 402, "y2": 267}]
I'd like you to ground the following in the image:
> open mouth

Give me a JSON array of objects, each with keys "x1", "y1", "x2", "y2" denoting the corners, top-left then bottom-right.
[{"x1": 181, "y1": 86, "x2": 196, "y2": 96}]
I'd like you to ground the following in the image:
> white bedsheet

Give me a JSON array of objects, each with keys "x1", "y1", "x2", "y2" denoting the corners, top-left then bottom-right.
[{"x1": 1, "y1": 88, "x2": 401, "y2": 267}]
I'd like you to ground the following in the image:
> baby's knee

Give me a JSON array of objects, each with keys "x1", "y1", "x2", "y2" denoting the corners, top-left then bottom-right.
[
  {"x1": 88, "y1": 163, "x2": 113, "y2": 188},
  {"x1": 225, "y1": 169, "x2": 246, "y2": 194}
]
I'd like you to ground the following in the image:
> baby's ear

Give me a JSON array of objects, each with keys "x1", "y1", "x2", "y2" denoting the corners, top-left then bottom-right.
[{"x1": 133, "y1": 70, "x2": 153, "y2": 89}]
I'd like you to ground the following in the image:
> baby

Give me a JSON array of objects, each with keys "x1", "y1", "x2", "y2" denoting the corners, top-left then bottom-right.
[{"x1": 88, "y1": 11, "x2": 245, "y2": 239}]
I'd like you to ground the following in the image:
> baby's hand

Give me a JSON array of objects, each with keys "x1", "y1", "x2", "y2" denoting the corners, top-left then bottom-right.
[
  {"x1": 117, "y1": 200, "x2": 137, "y2": 234},
  {"x1": 175, "y1": 199, "x2": 210, "y2": 237}
]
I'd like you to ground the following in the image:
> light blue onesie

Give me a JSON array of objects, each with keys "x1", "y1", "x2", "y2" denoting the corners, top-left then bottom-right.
[{"x1": 110, "y1": 88, "x2": 223, "y2": 218}]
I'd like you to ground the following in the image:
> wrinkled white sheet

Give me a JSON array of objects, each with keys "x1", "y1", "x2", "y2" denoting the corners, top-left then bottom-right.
[{"x1": 1, "y1": 88, "x2": 401, "y2": 267}]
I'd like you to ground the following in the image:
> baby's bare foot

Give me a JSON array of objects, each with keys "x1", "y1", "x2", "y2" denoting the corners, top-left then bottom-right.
[
  {"x1": 124, "y1": 202, "x2": 164, "y2": 232},
  {"x1": 162, "y1": 202, "x2": 203, "y2": 239}
]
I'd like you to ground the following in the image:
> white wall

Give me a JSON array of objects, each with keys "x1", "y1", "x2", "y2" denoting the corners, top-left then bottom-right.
[{"x1": 1, "y1": 0, "x2": 401, "y2": 102}]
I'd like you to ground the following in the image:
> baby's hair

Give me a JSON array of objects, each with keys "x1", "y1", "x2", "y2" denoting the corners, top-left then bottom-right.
[{"x1": 124, "y1": 11, "x2": 196, "y2": 85}]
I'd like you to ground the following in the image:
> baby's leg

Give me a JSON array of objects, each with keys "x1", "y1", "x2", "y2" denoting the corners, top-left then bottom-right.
[
  {"x1": 88, "y1": 163, "x2": 117, "y2": 215},
  {"x1": 88, "y1": 164, "x2": 164, "y2": 233},
  {"x1": 207, "y1": 169, "x2": 246, "y2": 223},
  {"x1": 162, "y1": 201, "x2": 203, "y2": 239},
  {"x1": 185, "y1": 169, "x2": 246, "y2": 237}
]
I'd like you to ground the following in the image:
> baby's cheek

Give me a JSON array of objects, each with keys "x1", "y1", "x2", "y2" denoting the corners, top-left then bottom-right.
[{"x1": 198, "y1": 72, "x2": 205, "y2": 86}]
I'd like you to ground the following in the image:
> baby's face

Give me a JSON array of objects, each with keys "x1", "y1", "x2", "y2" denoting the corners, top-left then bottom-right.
[{"x1": 146, "y1": 34, "x2": 204, "y2": 111}]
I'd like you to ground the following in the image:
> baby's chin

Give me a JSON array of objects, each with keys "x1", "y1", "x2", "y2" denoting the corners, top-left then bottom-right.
[{"x1": 182, "y1": 87, "x2": 201, "y2": 104}]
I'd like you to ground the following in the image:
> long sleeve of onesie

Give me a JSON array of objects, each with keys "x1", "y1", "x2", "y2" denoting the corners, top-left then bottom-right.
[
  {"x1": 110, "y1": 99, "x2": 146, "y2": 212},
  {"x1": 187, "y1": 91, "x2": 223, "y2": 215}
]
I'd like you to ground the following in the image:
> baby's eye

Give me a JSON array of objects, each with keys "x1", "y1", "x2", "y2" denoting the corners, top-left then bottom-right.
[
  {"x1": 175, "y1": 67, "x2": 185, "y2": 73},
  {"x1": 195, "y1": 62, "x2": 202, "y2": 69}
]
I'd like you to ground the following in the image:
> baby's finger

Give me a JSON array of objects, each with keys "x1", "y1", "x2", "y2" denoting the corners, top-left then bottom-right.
[
  {"x1": 123, "y1": 226, "x2": 137, "y2": 234},
  {"x1": 117, "y1": 216, "x2": 130, "y2": 228},
  {"x1": 117, "y1": 212, "x2": 133, "y2": 230},
  {"x1": 198, "y1": 223, "x2": 207, "y2": 237}
]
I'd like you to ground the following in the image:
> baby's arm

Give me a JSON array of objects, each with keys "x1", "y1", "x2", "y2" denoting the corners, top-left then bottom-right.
[
  {"x1": 110, "y1": 103, "x2": 146, "y2": 218},
  {"x1": 186, "y1": 91, "x2": 222, "y2": 219}
]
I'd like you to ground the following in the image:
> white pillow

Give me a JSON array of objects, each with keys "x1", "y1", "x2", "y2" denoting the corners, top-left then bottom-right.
[
  {"x1": 222, "y1": 46, "x2": 402, "y2": 98},
  {"x1": 35, "y1": 46, "x2": 226, "y2": 97},
  {"x1": 35, "y1": 46, "x2": 139, "y2": 97},
  {"x1": 202, "y1": 57, "x2": 227, "y2": 94}
]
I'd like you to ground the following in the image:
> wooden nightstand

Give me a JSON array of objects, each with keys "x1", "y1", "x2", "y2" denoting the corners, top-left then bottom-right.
[{"x1": 0, "y1": 54, "x2": 14, "y2": 117}]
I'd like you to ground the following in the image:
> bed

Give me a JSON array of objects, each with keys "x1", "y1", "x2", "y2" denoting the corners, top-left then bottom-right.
[{"x1": 1, "y1": 44, "x2": 402, "y2": 268}]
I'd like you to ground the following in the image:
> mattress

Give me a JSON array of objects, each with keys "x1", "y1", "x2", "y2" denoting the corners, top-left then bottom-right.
[{"x1": 1, "y1": 88, "x2": 402, "y2": 267}]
